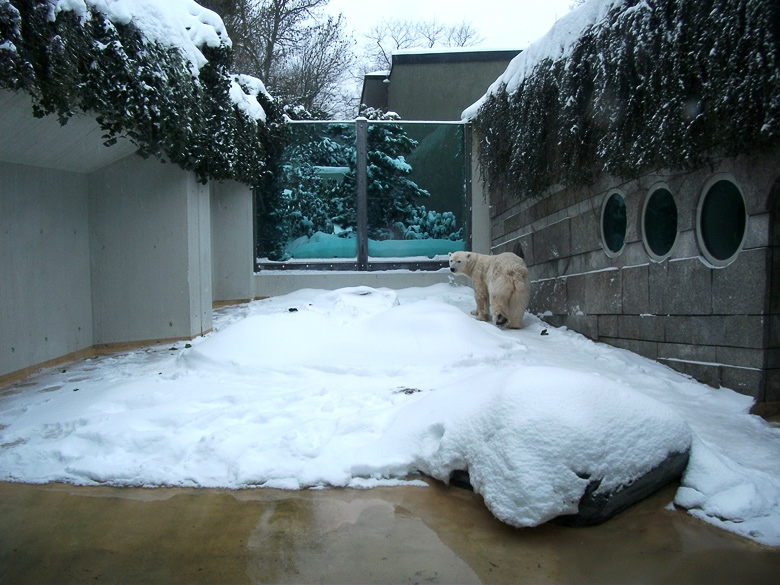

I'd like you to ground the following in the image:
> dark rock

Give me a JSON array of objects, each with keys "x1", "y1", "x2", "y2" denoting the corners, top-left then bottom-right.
[
  {"x1": 555, "y1": 448, "x2": 690, "y2": 527},
  {"x1": 448, "y1": 447, "x2": 690, "y2": 526},
  {"x1": 449, "y1": 470, "x2": 473, "y2": 491}
]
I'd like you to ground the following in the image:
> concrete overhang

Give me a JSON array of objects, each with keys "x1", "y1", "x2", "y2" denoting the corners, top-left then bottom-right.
[{"x1": 0, "y1": 89, "x2": 138, "y2": 174}]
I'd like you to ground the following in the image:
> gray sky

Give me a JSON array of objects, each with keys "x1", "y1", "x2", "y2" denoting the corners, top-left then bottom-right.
[{"x1": 325, "y1": 0, "x2": 576, "y2": 49}]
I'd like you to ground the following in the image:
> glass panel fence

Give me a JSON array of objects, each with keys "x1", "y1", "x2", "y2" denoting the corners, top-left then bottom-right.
[
  {"x1": 256, "y1": 120, "x2": 467, "y2": 268},
  {"x1": 365, "y1": 121, "x2": 466, "y2": 259},
  {"x1": 256, "y1": 121, "x2": 358, "y2": 263}
]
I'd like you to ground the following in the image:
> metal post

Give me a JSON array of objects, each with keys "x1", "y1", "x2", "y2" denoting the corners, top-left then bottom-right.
[
  {"x1": 464, "y1": 123, "x2": 473, "y2": 252},
  {"x1": 355, "y1": 117, "x2": 369, "y2": 270}
]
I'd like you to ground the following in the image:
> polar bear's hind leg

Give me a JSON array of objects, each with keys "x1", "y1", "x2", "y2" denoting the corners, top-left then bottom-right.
[{"x1": 490, "y1": 296, "x2": 510, "y2": 328}]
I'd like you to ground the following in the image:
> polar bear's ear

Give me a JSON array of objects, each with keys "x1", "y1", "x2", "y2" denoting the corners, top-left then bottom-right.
[
  {"x1": 448, "y1": 252, "x2": 452, "y2": 258},
  {"x1": 467, "y1": 253, "x2": 471, "y2": 258}
]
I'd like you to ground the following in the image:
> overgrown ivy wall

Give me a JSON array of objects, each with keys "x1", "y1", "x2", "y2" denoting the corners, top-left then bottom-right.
[
  {"x1": 0, "y1": 0, "x2": 284, "y2": 186},
  {"x1": 473, "y1": 0, "x2": 780, "y2": 200}
]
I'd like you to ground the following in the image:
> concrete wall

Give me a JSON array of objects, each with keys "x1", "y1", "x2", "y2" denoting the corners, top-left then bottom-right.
[
  {"x1": 1, "y1": 152, "x2": 221, "y2": 381},
  {"x1": 360, "y1": 73, "x2": 389, "y2": 112},
  {"x1": 88, "y1": 155, "x2": 212, "y2": 346},
  {"x1": 211, "y1": 180, "x2": 254, "y2": 303},
  {"x1": 187, "y1": 179, "x2": 212, "y2": 337},
  {"x1": 488, "y1": 149, "x2": 779, "y2": 402},
  {"x1": 1, "y1": 89, "x2": 232, "y2": 381},
  {"x1": 254, "y1": 269, "x2": 454, "y2": 298},
  {"x1": 0, "y1": 162, "x2": 94, "y2": 375},
  {"x1": 470, "y1": 132, "x2": 491, "y2": 255}
]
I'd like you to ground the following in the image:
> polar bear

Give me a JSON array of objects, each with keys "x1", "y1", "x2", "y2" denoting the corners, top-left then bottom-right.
[{"x1": 448, "y1": 251, "x2": 530, "y2": 329}]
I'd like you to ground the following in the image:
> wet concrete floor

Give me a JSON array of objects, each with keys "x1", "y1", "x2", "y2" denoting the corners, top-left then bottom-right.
[{"x1": 1, "y1": 479, "x2": 779, "y2": 584}]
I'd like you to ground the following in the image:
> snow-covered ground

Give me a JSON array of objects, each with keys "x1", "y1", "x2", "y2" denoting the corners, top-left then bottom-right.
[{"x1": 1, "y1": 283, "x2": 779, "y2": 546}]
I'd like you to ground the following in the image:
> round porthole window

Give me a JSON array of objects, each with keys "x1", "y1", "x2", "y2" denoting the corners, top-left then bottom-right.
[
  {"x1": 601, "y1": 191, "x2": 627, "y2": 257},
  {"x1": 642, "y1": 185, "x2": 678, "y2": 261},
  {"x1": 696, "y1": 177, "x2": 747, "y2": 266}
]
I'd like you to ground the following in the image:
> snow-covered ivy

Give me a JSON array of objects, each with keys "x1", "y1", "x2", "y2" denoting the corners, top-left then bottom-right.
[
  {"x1": 472, "y1": 0, "x2": 780, "y2": 200},
  {"x1": 0, "y1": 0, "x2": 284, "y2": 186}
]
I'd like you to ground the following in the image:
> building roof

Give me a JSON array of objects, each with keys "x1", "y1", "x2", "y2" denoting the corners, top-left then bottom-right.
[
  {"x1": 392, "y1": 48, "x2": 522, "y2": 66},
  {"x1": 360, "y1": 47, "x2": 522, "y2": 121}
]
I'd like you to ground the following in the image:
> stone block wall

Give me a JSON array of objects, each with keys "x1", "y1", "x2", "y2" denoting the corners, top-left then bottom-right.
[{"x1": 489, "y1": 148, "x2": 779, "y2": 403}]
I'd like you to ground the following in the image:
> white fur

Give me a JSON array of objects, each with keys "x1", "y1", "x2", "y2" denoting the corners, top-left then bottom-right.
[{"x1": 448, "y1": 251, "x2": 530, "y2": 329}]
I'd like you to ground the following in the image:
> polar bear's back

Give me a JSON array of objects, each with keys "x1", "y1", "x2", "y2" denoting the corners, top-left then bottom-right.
[{"x1": 487, "y1": 252, "x2": 528, "y2": 279}]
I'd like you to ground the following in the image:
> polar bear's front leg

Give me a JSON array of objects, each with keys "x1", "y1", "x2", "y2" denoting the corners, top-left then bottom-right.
[{"x1": 472, "y1": 282, "x2": 491, "y2": 321}]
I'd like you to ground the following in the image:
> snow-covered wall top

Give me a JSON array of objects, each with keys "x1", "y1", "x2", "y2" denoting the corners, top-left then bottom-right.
[
  {"x1": 467, "y1": 0, "x2": 780, "y2": 199},
  {"x1": 462, "y1": 0, "x2": 622, "y2": 121},
  {"x1": 0, "y1": 0, "x2": 282, "y2": 185},
  {"x1": 50, "y1": 0, "x2": 231, "y2": 73}
]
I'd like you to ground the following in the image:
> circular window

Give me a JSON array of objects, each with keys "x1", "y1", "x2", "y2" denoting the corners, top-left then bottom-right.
[
  {"x1": 642, "y1": 185, "x2": 678, "y2": 260},
  {"x1": 696, "y1": 177, "x2": 747, "y2": 266},
  {"x1": 601, "y1": 191, "x2": 627, "y2": 257}
]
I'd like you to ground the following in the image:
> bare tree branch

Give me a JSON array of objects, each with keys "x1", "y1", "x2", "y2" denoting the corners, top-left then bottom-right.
[
  {"x1": 272, "y1": 14, "x2": 355, "y2": 116},
  {"x1": 446, "y1": 20, "x2": 484, "y2": 47},
  {"x1": 361, "y1": 17, "x2": 483, "y2": 70}
]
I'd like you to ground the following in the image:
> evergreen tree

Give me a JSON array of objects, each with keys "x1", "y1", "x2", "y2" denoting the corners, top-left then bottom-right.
[
  {"x1": 332, "y1": 109, "x2": 431, "y2": 239},
  {"x1": 266, "y1": 120, "x2": 354, "y2": 257}
]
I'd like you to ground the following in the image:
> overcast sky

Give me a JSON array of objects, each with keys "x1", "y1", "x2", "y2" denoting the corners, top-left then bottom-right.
[{"x1": 325, "y1": 0, "x2": 577, "y2": 49}]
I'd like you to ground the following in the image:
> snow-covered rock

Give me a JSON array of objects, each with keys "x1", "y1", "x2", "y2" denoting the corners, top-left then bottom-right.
[{"x1": 357, "y1": 365, "x2": 692, "y2": 527}]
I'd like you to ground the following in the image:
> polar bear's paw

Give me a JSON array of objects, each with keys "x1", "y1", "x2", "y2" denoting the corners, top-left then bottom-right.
[{"x1": 495, "y1": 313, "x2": 509, "y2": 328}]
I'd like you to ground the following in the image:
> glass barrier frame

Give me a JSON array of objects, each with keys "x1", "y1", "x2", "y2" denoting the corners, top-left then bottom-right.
[{"x1": 255, "y1": 118, "x2": 472, "y2": 272}]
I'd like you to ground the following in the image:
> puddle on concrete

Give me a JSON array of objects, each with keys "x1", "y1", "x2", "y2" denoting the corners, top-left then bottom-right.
[
  {"x1": 245, "y1": 497, "x2": 480, "y2": 584},
  {"x1": 1, "y1": 480, "x2": 778, "y2": 584}
]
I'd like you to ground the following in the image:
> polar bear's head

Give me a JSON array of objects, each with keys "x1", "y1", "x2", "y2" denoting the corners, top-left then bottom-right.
[{"x1": 448, "y1": 251, "x2": 470, "y2": 274}]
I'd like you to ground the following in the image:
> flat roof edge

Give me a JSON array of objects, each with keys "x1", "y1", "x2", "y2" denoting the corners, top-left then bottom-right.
[{"x1": 392, "y1": 49, "x2": 521, "y2": 66}]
